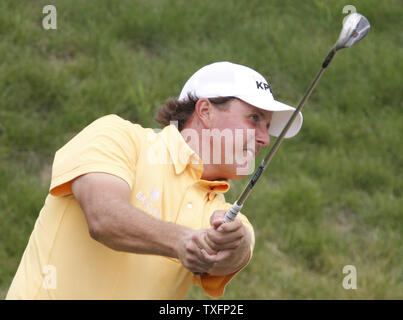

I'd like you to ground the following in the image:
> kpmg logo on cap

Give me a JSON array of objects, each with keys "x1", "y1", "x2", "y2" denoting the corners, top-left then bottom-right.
[{"x1": 256, "y1": 81, "x2": 273, "y2": 95}]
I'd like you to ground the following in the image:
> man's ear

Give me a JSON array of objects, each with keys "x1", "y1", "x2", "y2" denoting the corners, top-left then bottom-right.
[{"x1": 194, "y1": 98, "x2": 213, "y2": 128}]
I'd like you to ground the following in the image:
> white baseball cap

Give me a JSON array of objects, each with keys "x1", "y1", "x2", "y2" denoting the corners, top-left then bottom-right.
[{"x1": 179, "y1": 61, "x2": 303, "y2": 138}]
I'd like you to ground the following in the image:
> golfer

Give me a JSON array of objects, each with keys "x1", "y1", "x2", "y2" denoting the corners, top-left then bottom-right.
[{"x1": 6, "y1": 61, "x2": 302, "y2": 299}]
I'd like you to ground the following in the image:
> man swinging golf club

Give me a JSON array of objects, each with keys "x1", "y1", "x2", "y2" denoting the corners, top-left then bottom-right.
[
  {"x1": 6, "y1": 61, "x2": 302, "y2": 299},
  {"x1": 6, "y1": 12, "x2": 369, "y2": 299}
]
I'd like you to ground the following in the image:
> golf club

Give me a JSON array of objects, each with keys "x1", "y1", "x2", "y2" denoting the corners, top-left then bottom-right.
[{"x1": 222, "y1": 13, "x2": 371, "y2": 223}]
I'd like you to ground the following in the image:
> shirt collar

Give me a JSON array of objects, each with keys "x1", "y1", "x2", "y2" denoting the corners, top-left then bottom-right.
[
  {"x1": 160, "y1": 124, "x2": 200, "y2": 175},
  {"x1": 159, "y1": 124, "x2": 230, "y2": 194}
]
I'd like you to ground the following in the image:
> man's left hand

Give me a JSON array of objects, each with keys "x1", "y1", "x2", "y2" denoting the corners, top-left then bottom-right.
[{"x1": 203, "y1": 210, "x2": 246, "y2": 262}]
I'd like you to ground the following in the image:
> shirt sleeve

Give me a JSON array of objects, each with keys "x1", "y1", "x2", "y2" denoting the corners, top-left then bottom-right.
[
  {"x1": 193, "y1": 196, "x2": 255, "y2": 298},
  {"x1": 49, "y1": 114, "x2": 140, "y2": 197}
]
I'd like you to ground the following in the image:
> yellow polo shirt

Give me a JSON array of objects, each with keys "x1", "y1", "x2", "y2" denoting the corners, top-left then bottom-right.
[{"x1": 6, "y1": 114, "x2": 255, "y2": 300}]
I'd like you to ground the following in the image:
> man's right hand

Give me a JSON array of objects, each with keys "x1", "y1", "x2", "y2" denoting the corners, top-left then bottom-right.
[{"x1": 176, "y1": 229, "x2": 217, "y2": 274}]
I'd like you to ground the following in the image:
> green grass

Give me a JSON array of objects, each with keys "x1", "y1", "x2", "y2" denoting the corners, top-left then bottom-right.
[{"x1": 1, "y1": 0, "x2": 402, "y2": 299}]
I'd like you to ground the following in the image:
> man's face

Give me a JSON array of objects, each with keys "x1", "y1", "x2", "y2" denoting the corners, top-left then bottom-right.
[{"x1": 205, "y1": 99, "x2": 272, "y2": 180}]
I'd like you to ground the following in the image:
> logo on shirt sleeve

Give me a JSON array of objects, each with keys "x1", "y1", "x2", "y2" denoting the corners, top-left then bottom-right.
[
  {"x1": 136, "y1": 189, "x2": 161, "y2": 219},
  {"x1": 151, "y1": 188, "x2": 160, "y2": 201}
]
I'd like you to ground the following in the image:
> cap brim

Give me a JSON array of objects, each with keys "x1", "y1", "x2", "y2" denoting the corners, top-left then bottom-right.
[{"x1": 237, "y1": 95, "x2": 303, "y2": 139}]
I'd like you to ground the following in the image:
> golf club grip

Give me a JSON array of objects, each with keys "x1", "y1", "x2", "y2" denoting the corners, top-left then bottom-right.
[{"x1": 222, "y1": 201, "x2": 243, "y2": 223}]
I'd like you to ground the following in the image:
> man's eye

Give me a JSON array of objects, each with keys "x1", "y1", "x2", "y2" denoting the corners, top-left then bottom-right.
[
  {"x1": 250, "y1": 114, "x2": 259, "y2": 121},
  {"x1": 266, "y1": 122, "x2": 271, "y2": 130}
]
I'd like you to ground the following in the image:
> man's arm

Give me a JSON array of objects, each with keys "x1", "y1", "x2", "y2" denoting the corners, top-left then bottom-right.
[{"x1": 71, "y1": 172, "x2": 216, "y2": 274}]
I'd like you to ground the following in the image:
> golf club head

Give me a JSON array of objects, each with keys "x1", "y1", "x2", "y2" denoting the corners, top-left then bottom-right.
[{"x1": 334, "y1": 13, "x2": 370, "y2": 51}]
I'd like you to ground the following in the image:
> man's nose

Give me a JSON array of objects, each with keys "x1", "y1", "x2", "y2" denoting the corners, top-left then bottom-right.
[{"x1": 256, "y1": 127, "x2": 270, "y2": 149}]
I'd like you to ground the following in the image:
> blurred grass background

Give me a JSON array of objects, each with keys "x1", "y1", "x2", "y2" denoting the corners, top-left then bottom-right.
[{"x1": 0, "y1": 0, "x2": 402, "y2": 299}]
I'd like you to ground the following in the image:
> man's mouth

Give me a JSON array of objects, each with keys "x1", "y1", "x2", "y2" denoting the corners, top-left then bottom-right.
[{"x1": 244, "y1": 149, "x2": 255, "y2": 158}]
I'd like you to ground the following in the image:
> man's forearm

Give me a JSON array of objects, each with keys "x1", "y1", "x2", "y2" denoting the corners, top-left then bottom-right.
[
  {"x1": 86, "y1": 198, "x2": 218, "y2": 274},
  {"x1": 87, "y1": 197, "x2": 188, "y2": 259},
  {"x1": 73, "y1": 172, "x2": 217, "y2": 274}
]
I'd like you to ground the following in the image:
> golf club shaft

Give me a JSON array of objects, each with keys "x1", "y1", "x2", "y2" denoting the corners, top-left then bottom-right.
[{"x1": 223, "y1": 49, "x2": 337, "y2": 223}]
